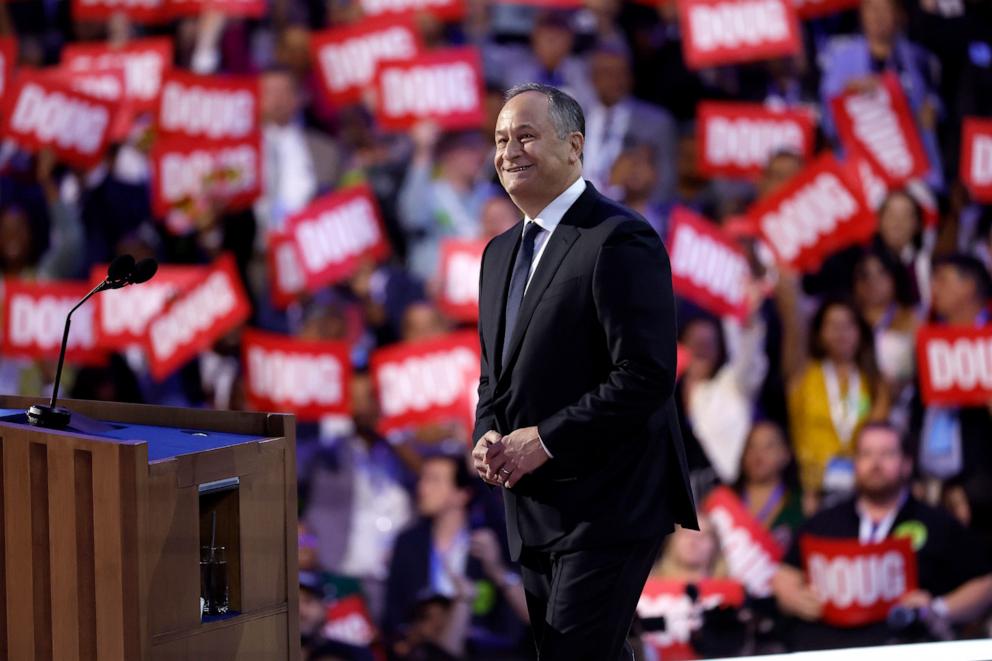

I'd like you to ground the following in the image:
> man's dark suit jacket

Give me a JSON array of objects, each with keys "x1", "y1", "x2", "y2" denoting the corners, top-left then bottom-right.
[{"x1": 474, "y1": 181, "x2": 698, "y2": 561}]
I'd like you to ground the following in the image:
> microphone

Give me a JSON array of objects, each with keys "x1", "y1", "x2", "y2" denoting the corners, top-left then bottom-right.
[{"x1": 26, "y1": 254, "x2": 157, "y2": 429}]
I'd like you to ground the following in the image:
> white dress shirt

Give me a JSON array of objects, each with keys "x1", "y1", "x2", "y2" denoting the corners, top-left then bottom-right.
[
  {"x1": 522, "y1": 176, "x2": 587, "y2": 292},
  {"x1": 517, "y1": 176, "x2": 587, "y2": 459}
]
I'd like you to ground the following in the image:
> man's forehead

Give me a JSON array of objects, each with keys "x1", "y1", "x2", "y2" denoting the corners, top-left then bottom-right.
[{"x1": 496, "y1": 93, "x2": 551, "y2": 128}]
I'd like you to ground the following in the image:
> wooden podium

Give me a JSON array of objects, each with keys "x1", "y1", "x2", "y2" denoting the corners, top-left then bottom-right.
[{"x1": 0, "y1": 395, "x2": 300, "y2": 661}]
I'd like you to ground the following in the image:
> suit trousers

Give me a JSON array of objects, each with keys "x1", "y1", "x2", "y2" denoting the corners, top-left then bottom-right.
[{"x1": 518, "y1": 533, "x2": 667, "y2": 661}]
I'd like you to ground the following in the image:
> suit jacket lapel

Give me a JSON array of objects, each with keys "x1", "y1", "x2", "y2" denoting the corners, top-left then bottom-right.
[
  {"x1": 496, "y1": 184, "x2": 596, "y2": 386},
  {"x1": 484, "y1": 222, "x2": 521, "y2": 383}
]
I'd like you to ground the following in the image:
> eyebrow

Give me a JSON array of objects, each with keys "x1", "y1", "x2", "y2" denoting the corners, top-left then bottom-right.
[{"x1": 495, "y1": 123, "x2": 539, "y2": 136}]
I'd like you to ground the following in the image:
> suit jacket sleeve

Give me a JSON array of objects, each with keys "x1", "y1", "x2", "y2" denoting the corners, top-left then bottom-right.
[
  {"x1": 473, "y1": 240, "x2": 498, "y2": 444},
  {"x1": 537, "y1": 219, "x2": 678, "y2": 458}
]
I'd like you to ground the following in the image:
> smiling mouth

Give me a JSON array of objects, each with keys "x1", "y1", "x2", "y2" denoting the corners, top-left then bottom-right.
[{"x1": 505, "y1": 165, "x2": 532, "y2": 173}]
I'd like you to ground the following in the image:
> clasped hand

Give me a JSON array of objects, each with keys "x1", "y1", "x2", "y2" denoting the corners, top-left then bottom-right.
[{"x1": 471, "y1": 426, "x2": 549, "y2": 489}]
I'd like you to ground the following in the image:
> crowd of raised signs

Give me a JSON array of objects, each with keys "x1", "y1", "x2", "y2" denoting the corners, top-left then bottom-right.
[{"x1": 1, "y1": 0, "x2": 992, "y2": 658}]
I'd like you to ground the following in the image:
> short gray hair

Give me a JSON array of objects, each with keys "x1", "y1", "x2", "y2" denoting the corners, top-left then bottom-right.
[{"x1": 504, "y1": 83, "x2": 584, "y2": 140}]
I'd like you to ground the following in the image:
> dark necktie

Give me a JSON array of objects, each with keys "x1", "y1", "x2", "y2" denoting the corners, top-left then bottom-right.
[{"x1": 501, "y1": 222, "x2": 544, "y2": 369}]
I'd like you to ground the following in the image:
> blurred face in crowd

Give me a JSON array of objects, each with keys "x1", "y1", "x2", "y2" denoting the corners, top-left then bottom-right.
[
  {"x1": 299, "y1": 305, "x2": 348, "y2": 341},
  {"x1": 417, "y1": 457, "x2": 469, "y2": 518},
  {"x1": 481, "y1": 195, "x2": 520, "y2": 240},
  {"x1": 861, "y1": 0, "x2": 898, "y2": 45},
  {"x1": 682, "y1": 318, "x2": 721, "y2": 378},
  {"x1": 275, "y1": 26, "x2": 312, "y2": 75},
  {"x1": 931, "y1": 264, "x2": 980, "y2": 319},
  {"x1": 590, "y1": 50, "x2": 632, "y2": 107},
  {"x1": 494, "y1": 91, "x2": 583, "y2": 216},
  {"x1": 0, "y1": 207, "x2": 32, "y2": 272},
  {"x1": 261, "y1": 71, "x2": 301, "y2": 127},
  {"x1": 439, "y1": 138, "x2": 489, "y2": 183},
  {"x1": 854, "y1": 254, "x2": 895, "y2": 309},
  {"x1": 877, "y1": 192, "x2": 919, "y2": 254},
  {"x1": 742, "y1": 422, "x2": 791, "y2": 486},
  {"x1": 532, "y1": 24, "x2": 573, "y2": 71},
  {"x1": 668, "y1": 516, "x2": 719, "y2": 574},
  {"x1": 854, "y1": 427, "x2": 910, "y2": 502},
  {"x1": 818, "y1": 304, "x2": 861, "y2": 363},
  {"x1": 350, "y1": 374, "x2": 380, "y2": 435},
  {"x1": 758, "y1": 152, "x2": 803, "y2": 199},
  {"x1": 401, "y1": 303, "x2": 448, "y2": 342},
  {"x1": 299, "y1": 587, "x2": 326, "y2": 637},
  {"x1": 610, "y1": 145, "x2": 657, "y2": 201}
]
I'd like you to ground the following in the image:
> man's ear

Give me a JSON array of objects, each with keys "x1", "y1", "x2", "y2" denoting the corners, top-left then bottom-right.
[{"x1": 569, "y1": 132, "x2": 584, "y2": 164}]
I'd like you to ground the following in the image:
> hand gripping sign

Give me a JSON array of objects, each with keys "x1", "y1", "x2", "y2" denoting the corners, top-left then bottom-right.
[
  {"x1": 370, "y1": 331, "x2": 480, "y2": 437},
  {"x1": 144, "y1": 254, "x2": 251, "y2": 381},
  {"x1": 435, "y1": 239, "x2": 486, "y2": 323},
  {"x1": 242, "y1": 329, "x2": 352, "y2": 421},
  {"x1": 287, "y1": 185, "x2": 392, "y2": 292},
  {"x1": 2, "y1": 280, "x2": 106, "y2": 366},
  {"x1": 916, "y1": 325, "x2": 992, "y2": 407},
  {"x1": 668, "y1": 208, "x2": 751, "y2": 322},
  {"x1": 638, "y1": 578, "x2": 746, "y2": 660},
  {"x1": 703, "y1": 486, "x2": 784, "y2": 597},
  {"x1": 801, "y1": 535, "x2": 917, "y2": 627},
  {"x1": 157, "y1": 70, "x2": 260, "y2": 141},
  {"x1": 149, "y1": 134, "x2": 263, "y2": 217},
  {"x1": 311, "y1": 16, "x2": 422, "y2": 106},
  {"x1": 961, "y1": 117, "x2": 992, "y2": 203},
  {"x1": 831, "y1": 72, "x2": 930, "y2": 187},
  {"x1": 747, "y1": 153, "x2": 874, "y2": 272},
  {"x1": 90, "y1": 264, "x2": 207, "y2": 350},
  {"x1": 697, "y1": 102, "x2": 815, "y2": 178},
  {"x1": 62, "y1": 38, "x2": 173, "y2": 113},
  {"x1": 374, "y1": 47, "x2": 485, "y2": 131},
  {"x1": 1, "y1": 71, "x2": 116, "y2": 169},
  {"x1": 677, "y1": 0, "x2": 802, "y2": 70}
]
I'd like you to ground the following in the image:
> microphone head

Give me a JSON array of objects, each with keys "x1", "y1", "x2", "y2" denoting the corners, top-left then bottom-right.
[
  {"x1": 129, "y1": 258, "x2": 158, "y2": 285},
  {"x1": 107, "y1": 254, "x2": 136, "y2": 282}
]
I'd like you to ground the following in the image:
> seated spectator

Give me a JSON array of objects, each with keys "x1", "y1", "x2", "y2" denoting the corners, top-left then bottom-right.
[
  {"x1": 384, "y1": 452, "x2": 527, "y2": 657},
  {"x1": 778, "y1": 271, "x2": 889, "y2": 504},
  {"x1": 734, "y1": 420, "x2": 805, "y2": 551},
  {"x1": 608, "y1": 144, "x2": 667, "y2": 237},
  {"x1": 650, "y1": 515, "x2": 725, "y2": 582},
  {"x1": 819, "y1": 0, "x2": 944, "y2": 188},
  {"x1": 771, "y1": 423, "x2": 992, "y2": 651}
]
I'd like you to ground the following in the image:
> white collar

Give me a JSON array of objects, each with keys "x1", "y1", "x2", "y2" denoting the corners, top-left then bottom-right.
[
  {"x1": 524, "y1": 177, "x2": 587, "y2": 234},
  {"x1": 856, "y1": 489, "x2": 909, "y2": 544}
]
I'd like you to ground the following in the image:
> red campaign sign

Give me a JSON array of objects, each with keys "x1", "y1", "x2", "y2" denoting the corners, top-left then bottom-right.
[
  {"x1": 323, "y1": 595, "x2": 376, "y2": 647},
  {"x1": 0, "y1": 36, "x2": 16, "y2": 101},
  {"x1": 144, "y1": 254, "x2": 252, "y2": 381},
  {"x1": 311, "y1": 17, "x2": 422, "y2": 106},
  {"x1": 792, "y1": 0, "x2": 858, "y2": 19},
  {"x1": 288, "y1": 185, "x2": 391, "y2": 291},
  {"x1": 267, "y1": 230, "x2": 306, "y2": 310},
  {"x1": 961, "y1": 117, "x2": 992, "y2": 203},
  {"x1": 677, "y1": 0, "x2": 801, "y2": 70},
  {"x1": 1, "y1": 280, "x2": 105, "y2": 365},
  {"x1": 669, "y1": 208, "x2": 751, "y2": 321},
  {"x1": 62, "y1": 38, "x2": 173, "y2": 113},
  {"x1": 374, "y1": 47, "x2": 485, "y2": 131},
  {"x1": 242, "y1": 329, "x2": 352, "y2": 421},
  {"x1": 1, "y1": 72, "x2": 116, "y2": 169},
  {"x1": 149, "y1": 134, "x2": 263, "y2": 217},
  {"x1": 697, "y1": 102, "x2": 815, "y2": 178},
  {"x1": 371, "y1": 330, "x2": 480, "y2": 436},
  {"x1": 167, "y1": 0, "x2": 266, "y2": 17},
  {"x1": 42, "y1": 67, "x2": 134, "y2": 142},
  {"x1": 71, "y1": 0, "x2": 169, "y2": 23},
  {"x1": 703, "y1": 486, "x2": 783, "y2": 597},
  {"x1": 916, "y1": 325, "x2": 992, "y2": 407},
  {"x1": 436, "y1": 239, "x2": 485, "y2": 323},
  {"x1": 801, "y1": 535, "x2": 917, "y2": 627},
  {"x1": 832, "y1": 72, "x2": 929, "y2": 187},
  {"x1": 638, "y1": 578, "x2": 745, "y2": 660},
  {"x1": 90, "y1": 264, "x2": 206, "y2": 350},
  {"x1": 749, "y1": 153, "x2": 874, "y2": 272},
  {"x1": 157, "y1": 71, "x2": 259, "y2": 141},
  {"x1": 360, "y1": 0, "x2": 465, "y2": 21}
]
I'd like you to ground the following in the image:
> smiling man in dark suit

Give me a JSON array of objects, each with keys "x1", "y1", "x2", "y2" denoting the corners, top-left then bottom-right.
[{"x1": 470, "y1": 83, "x2": 698, "y2": 660}]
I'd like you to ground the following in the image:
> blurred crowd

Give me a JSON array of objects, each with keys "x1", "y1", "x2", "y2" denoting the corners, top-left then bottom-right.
[{"x1": 2, "y1": 0, "x2": 992, "y2": 659}]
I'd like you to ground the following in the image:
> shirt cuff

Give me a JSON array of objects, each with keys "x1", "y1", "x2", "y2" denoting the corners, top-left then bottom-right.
[{"x1": 537, "y1": 429, "x2": 553, "y2": 459}]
